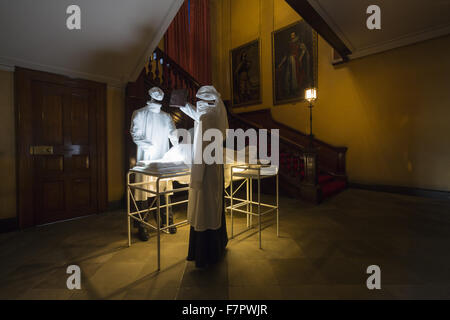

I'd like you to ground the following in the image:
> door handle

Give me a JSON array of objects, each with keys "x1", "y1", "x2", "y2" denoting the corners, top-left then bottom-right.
[{"x1": 30, "y1": 146, "x2": 54, "y2": 155}]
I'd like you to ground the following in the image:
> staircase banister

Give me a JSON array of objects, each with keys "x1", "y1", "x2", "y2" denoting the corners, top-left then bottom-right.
[
  {"x1": 228, "y1": 111, "x2": 307, "y2": 152},
  {"x1": 229, "y1": 109, "x2": 347, "y2": 154},
  {"x1": 152, "y1": 47, "x2": 202, "y2": 89},
  {"x1": 271, "y1": 117, "x2": 348, "y2": 153},
  {"x1": 228, "y1": 108, "x2": 347, "y2": 176}
]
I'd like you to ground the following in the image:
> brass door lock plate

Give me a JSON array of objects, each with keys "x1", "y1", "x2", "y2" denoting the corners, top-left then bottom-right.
[{"x1": 30, "y1": 146, "x2": 54, "y2": 155}]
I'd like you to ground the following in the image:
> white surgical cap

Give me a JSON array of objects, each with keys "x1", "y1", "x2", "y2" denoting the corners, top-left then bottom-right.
[
  {"x1": 196, "y1": 85, "x2": 220, "y2": 101},
  {"x1": 149, "y1": 87, "x2": 164, "y2": 101}
]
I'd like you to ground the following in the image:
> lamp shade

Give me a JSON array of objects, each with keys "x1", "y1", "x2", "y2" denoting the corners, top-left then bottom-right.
[{"x1": 305, "y1": 88, "x2": 317, "y2": 102}]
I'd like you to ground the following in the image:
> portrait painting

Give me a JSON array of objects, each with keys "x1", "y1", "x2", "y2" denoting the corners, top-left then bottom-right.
[
  {"x1": 272, "y1": 21, "x2": 318, "y2": 105},
  {"x1": 230, "y1": 39, "x2": 261, "y2": 107}
]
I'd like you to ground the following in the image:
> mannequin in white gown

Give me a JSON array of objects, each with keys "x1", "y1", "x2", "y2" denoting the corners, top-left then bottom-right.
[
  {"x1": 179, "y1": 85, "x2": 229, "y2": 268},
  {"x1": 130, "y1": 87, "x2": 179, "y2": 240}
]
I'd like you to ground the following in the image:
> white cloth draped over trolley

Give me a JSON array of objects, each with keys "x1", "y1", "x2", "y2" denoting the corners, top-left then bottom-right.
[
  {"x1": 130, "y1": 101, "x2": 178, "y2": 200},
  {"x1": 135, "y1": 144, "x2": 278, "y2": 188}
]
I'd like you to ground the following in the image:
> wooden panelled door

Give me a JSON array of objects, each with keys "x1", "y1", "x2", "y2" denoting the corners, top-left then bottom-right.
[{"x1": 16, "y1": 68, "x2": 107, "y2": 227}]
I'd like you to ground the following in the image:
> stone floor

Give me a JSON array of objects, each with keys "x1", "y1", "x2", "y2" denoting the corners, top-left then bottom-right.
[{"x1": 1, "y1": 188, "x2": 450, "y2": 300}]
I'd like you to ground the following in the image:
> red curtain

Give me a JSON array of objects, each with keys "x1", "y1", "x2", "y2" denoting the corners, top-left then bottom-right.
[{"x1": 165, "y1": 0, "x2": 211, "y2": 85}]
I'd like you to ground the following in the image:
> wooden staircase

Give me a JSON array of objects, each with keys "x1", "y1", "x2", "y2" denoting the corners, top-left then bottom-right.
[
  {"x1": 227, "y1": 109, "x2": 347, "y2": 203},
  {"x1": 125, "y1": 47, "x2": 348, "y2": 203}
]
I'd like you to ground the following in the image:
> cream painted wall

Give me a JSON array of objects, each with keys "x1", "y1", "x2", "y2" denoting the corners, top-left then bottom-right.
[
  {"x1": 275, "y1": 36, "x2": 450, "y2": 191},
  {"x1": 0, "y1": 70, "x2": 16, "y2": 219},
  {"x1": 211, "y1": 0, "x2": 450, "y2": 192}
]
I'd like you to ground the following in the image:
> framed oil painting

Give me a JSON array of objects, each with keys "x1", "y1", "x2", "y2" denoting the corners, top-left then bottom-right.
[
  {"x1": 272, "y1": 21, "x2": 318, "y2": 105},
  {"x1": 230, "y1": 39, "x2": 261, "y2": 108}
]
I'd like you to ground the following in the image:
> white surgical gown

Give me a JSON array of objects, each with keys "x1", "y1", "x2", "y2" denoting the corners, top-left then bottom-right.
[
  {"x1": 130, "y1": 102, "x2": 178, "y2": 200},
  {"x1": 180, "y1": 98, "x2": 228, "y2": 231}
]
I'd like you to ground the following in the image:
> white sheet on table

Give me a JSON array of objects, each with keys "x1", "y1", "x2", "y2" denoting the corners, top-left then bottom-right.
[
  {"x1": 136, "y1": 160, "x2": 187, "y2": 170},
  {"x1": 135, "y1": 145, "x2": 277, "y2": 187},
  {"x1": 134, "y1": 160, "x2": 189, "y2": 176}
]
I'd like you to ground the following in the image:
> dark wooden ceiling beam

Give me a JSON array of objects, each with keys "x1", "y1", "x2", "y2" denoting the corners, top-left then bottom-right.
[{"x1": 285, "y1": 0, "x2": 352, "y2": 60}]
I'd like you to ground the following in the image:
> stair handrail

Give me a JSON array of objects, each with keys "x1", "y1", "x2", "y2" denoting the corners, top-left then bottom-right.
[{"x1": 145, "y1": 47, "x2": 202, "y2": 104}]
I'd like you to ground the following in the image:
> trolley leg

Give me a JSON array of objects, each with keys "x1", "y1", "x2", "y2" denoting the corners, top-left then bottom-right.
[
  {"x1": 166, "y1": 194, "x2": 169, "y2": 230},
  {"x1": 127, "y1": 174, "x2": 131, "y2": 247},
  {"x1": 157, "y1": 184, "x2": 161, "y2": 271},
  {"x1": 127, "y1": 196, "x2": 131, "y2": 247},
  {"x1": 258, "y1": 174, "x2": 261, "y2": 249},
  {"x1": 276, "y1": 174, "x2": 279, "y2": 237},
  {"x1": 230, "y1": 169, "x2": 234, "y2": 239},
  {"x1": 246, "y1": 178, "x2": 250, "y2": 228},
  {"x1": 250, "y1": 178, "x2": 253, "y2": 227}
]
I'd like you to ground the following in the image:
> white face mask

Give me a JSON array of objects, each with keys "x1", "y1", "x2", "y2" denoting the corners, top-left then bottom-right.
[{"x1": 196, "y1": 100, "x2": 215, "y2": 111}]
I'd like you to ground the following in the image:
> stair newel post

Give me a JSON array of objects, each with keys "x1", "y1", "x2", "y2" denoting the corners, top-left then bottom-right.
[
  {"x1": 173, "y1": 70, "x2": 177, "y2": 89},
  {"x1": 303, "y1": 148, "x2": 318, "y2": 185},
  {"x1": 336, "y1": 149, "x2": 347, "y2": 176},
  {"x1": 186, "y1": 80, "x2": 192, "y2": 103},
  {"x1": 295, "y1": 152, "x2": 301, "y2": 178},
  {"x1": 167, "y1": 64, "x2": 172, "y2": 90},
  {"x1": 160, "y1": 57, "x2": 166, "y2": 87},
  {"x1": 161, "y1": 61, "x2": 166, "y2": 88},
  {"x1": 171, "y1": 68, "x2": 175, "y2": 88},
  {"x1": 154, "y1": 52, "x2": 161, "y2": 85},
  {"x1": 179, "y1": 72, "x2": 183, "y2": 91},
  {"x1": 300, "y1": 146, "x2": 320, "y2": 203},
  {"x1": 148, "y1": 56, "x2": 154, "y2": 82},
  {"x1": 180, "y1": 77, "x2": 185, "y2": 94},
  {"x1": 290, "y1": 154, "x2": 295, "y2": 177},
  {"x1": 186, "y1": 81, "x2": 190, "y2": 101}
]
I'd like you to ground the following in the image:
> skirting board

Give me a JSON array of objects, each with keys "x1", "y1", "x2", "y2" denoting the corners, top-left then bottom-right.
[
  {"x1": 0, "y1": 217, "x2": 18, "y2": 233},
  {"x1": 1, "y1": 201, "x2": 126, "y2": 233},
  {"x1": 349, "y1": 183, "x2": 450, "y2": 201}
]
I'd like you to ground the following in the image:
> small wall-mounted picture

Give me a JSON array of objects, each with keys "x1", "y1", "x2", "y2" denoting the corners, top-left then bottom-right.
[
  {"x1": 230, "y1": 39, "x2": 261, "y2": 108},
  {"x1": 272, "y1": 20, "x2": 318, "y2": 105}
]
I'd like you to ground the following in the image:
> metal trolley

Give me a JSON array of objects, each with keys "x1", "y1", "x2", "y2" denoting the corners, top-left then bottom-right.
[
  {"x1": 126, "y1": 167, "x2": 190, "y2": 271},
  {"x1": 225, "y1": 164, "x2": 279, "y2": 249}
]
